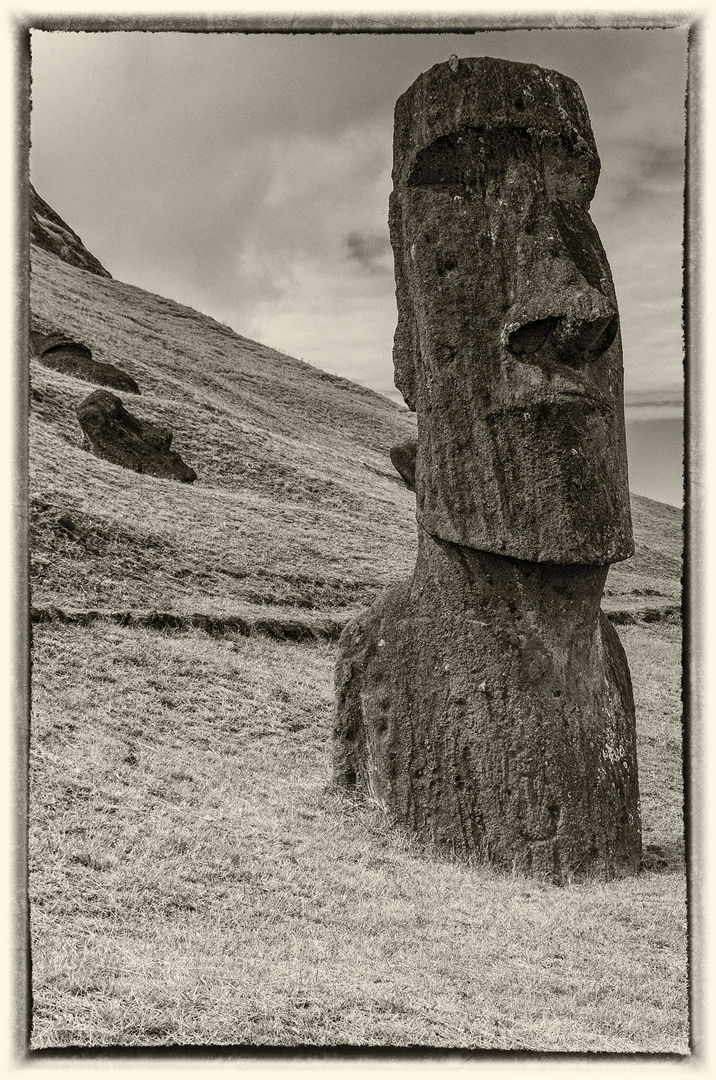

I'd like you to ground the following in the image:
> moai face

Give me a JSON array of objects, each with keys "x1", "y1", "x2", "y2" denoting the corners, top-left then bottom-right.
[{"x1": 389, "y1": 57, "x2": 633, "y2": 564}]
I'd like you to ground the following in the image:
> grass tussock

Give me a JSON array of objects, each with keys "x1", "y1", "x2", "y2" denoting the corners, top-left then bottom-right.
[{"x1": 29, "y1": 622, "x2": 687, "y2": 1051}]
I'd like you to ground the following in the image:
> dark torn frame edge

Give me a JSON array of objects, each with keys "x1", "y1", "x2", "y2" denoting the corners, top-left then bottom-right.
[{"x1": 9, "y1": 5, "x2": 701, "y2": 1072}]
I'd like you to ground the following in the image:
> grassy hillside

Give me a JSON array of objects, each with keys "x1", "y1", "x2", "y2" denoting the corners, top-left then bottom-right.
[
  {"x1": 29, "y1": 243, "x2": 680, "y2": 625},
  {"x1": 28, "y1": 237, "x2": 686, "y2": 1052},
  {"x1": 30, "y1": 244, "x2": 418, "y2": 622}
]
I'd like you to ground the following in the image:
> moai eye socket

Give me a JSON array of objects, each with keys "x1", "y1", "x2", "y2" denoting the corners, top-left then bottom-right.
[
  {"x1": 408, "y1": 128, "x2": 554, "y2": 201},
  {"x1": 407, "y1": 132, "x2": 471, "y2": 195},
  {"x1": 540, "y1": 133, "x2": 598, "y2": 206}
]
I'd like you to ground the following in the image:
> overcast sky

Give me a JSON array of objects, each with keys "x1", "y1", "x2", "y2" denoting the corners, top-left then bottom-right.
[{"x1": 28, "y1": 25, "x2": 687, "y2": 503}]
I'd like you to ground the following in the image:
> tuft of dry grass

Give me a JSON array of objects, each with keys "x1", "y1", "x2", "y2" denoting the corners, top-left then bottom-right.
[{"x1": 29, "y1": 621, "x2": 687, "y2": 1051}]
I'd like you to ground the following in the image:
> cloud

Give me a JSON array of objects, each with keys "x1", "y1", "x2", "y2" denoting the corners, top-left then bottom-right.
[
  {"x1": 597, "y1": 138, "x2": 685, "y2": 216},
  {"x1": 591, "y1": 139, "x2": 684, "y2": 405},
  {"x1": 237, "y1": 247, "x2": 399, "y2": 399},
  {"x1": 345, "y1": 231, "x2": 393, "y2": 276},
  {"x1": 625, "y1": 403, "x2": 683, "y2": 422}
]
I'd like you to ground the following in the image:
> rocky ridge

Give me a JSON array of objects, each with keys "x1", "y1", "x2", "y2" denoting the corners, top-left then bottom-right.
[{"x1": 30, "y1": 184, "x2": 112, "y2": 279}]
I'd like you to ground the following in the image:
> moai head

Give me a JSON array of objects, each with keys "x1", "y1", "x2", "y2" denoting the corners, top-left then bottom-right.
[{"x1": 389, "y1": 57, "x2": 633, "y2": 564}]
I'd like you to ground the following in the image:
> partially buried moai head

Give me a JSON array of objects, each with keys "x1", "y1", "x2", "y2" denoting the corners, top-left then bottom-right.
[{"x1": 389, "y1": 56, "x2": 633, "y2": 564}]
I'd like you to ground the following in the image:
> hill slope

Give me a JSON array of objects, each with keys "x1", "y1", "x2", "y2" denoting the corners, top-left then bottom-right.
[
  {"x1": 29, "y1": 224, "x2": 681, "y2": 627},
  {"x1": 30, "y1": 244, "x2": 419, "y2": 622},
  {"x1": 30, "y1": 183, "x2": 112, "y2": 279}
]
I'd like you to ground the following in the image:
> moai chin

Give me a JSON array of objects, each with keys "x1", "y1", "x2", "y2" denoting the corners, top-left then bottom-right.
[{"x1": 334, "y1": 57, "x2": 642, "y2": 883}]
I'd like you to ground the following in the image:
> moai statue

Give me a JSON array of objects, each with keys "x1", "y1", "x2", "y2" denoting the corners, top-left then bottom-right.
[{"x1": 333, "y1": 57, "x2": 642, "y2": 882}]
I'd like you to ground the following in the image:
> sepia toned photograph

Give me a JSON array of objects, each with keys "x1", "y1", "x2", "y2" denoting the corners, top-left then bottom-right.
[{"x1": 22, "y1": 8, "x2": 690, "y2": 1060}]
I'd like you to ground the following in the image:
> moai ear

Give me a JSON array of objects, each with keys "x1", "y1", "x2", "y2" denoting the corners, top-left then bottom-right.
[
  {"x1": 389, "y1": 439, "x2": 417, "y2": 491},
  {"x1": 392, "y1": 305, "x2": 419, "y2": 412},
  {"x1": 388, "y1": 190, "x2": 418, "y2": 412}
]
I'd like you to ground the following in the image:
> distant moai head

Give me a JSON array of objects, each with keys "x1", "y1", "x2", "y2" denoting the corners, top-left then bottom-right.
[{"x1": 389, "y1": 57, "x2": 634, "y2": 564}]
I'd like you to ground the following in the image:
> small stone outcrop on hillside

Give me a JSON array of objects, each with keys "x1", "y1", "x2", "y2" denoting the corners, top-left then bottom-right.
[
  {"x1": 32, "y1": 332, "x2": 140, "y2": 395},
  {"x1": 77, "y1": 390, "x2": 197, "y2": 483},
  {"x1": 334, "y1": 57, "x2": 641, "y2": 883},
  {"x1": 30, "y1": 184, "x2": 112, "y2": 279}
]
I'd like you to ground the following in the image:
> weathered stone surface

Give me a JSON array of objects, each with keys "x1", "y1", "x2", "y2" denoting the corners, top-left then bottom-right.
[
  {"x1": 32, "y1": 332, "x2": 140, "y2": 395},
  {"x1": 77, "y1": 390, "x2": 196, "y2": 483},
  {"x1": 388, "y1": 56, "x2": 632, "y2": 565},
  {"x1": 389, "y1": 439, "x2": 417, "y2": 491},
  {"x1": 30, "y1": 184, "x2": 112, "y2": 279},
  {"x1": 30, "y1": 331, "x2": 88, "y2": 360},
  {"x1": 335, "y1": 530, "x2": 641, "y2": 880},
  {"x1": 334, "y1": 57, "x2": 641, "y2": 882}
]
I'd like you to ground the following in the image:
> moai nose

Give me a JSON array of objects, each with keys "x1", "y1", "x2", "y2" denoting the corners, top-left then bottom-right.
[
  {"x1": 501, "y1": 198, "x2": 619, "y2": 367},
  {"x1": 502, "y1": 293, "x2": 618, "y2": 366}
]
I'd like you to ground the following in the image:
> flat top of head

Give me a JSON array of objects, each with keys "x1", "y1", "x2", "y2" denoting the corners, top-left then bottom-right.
[{"x1": 392, "y1": 56, "x2": 598, "y2": 197}]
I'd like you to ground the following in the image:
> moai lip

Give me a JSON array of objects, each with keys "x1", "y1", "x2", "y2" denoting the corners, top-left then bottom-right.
[{"x1": 389, "y1": 56, "x2": 633, "y2": 565}]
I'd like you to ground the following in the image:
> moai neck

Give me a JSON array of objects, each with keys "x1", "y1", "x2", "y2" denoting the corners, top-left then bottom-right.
[{"x1": 413, "y1": 528, "x2": 608, "y2": 656}]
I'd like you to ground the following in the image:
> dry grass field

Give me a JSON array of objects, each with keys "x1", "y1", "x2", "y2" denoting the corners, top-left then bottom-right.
[
  {"x1": 27, "y1": 228, "x2": 686, "y2": 1052},
  {"x1": 29, "y1": 621, "x2": 685, "y2": 1050}
]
